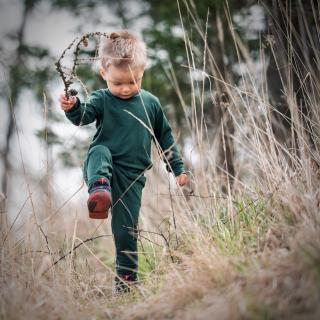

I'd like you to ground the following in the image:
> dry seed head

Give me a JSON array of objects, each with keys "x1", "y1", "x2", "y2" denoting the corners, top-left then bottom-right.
[
  {"x1": 83, "y1": 37, "x2": 89, "y2": 47},
  {"x1": 68, "y1": 88, "x2": 78, "y2": 96}
]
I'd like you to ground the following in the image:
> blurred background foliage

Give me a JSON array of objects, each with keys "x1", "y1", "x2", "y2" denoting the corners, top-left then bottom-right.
[{"x1": 1, "y1": 0, "x2": 319, "y2": 199}]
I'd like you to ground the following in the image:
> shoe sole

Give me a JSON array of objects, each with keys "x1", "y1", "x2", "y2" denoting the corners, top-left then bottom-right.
[{"x1": 87, "y1": 191, "x2": 112, "y2": 219}]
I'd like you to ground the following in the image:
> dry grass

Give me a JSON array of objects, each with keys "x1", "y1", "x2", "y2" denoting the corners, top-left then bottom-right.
[{"x1": 1, "y1": 1, "x2": 320, "y2": 319}]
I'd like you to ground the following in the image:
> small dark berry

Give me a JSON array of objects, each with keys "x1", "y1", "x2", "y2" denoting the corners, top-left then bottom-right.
[{"x1": 68, "y1": 89, "x2": 78, "y2": 96}]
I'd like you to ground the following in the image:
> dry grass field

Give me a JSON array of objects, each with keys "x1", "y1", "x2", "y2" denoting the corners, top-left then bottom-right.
[{"x1": 1, "y1": 3, "x2": 319, "y2": 320}]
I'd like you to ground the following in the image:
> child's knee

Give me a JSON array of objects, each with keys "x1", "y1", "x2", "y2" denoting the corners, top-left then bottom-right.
[
  {"x1": 88, "y1": 144, "x2": 112, "y2": 159},
  {"x1": 83, "y1": 144, "x2": 113, "y2": 187}
]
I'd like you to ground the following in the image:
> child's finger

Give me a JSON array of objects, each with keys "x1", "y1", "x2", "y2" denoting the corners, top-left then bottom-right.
[
  {"x1": 178, "y1": 174, "x2": 188, "y2": 186},
  {"x1": 61, "y1": 98, "x2": 75, "y2": 106},
  {"x1": 59, "y1": 95, "x2": 76, "y2": 110},
  {"x1": 59, "y1": 94, "x2": 75, "y2": 103}
]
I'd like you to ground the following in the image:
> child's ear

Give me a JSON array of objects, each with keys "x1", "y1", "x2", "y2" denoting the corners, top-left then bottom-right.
[{"x1": 99, "y1": 68, "x2": 106, "y2": 80}]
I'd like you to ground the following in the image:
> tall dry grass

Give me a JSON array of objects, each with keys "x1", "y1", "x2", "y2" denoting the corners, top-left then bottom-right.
[{"x1": 1, "y1": 2, "x2": 320, "y2": 320}]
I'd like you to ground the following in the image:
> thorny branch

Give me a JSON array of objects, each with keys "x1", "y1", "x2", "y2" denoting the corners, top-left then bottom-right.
[
  {"x1": 43, "y1": 234, "x2": 112, "y2": 274},
  {"x1": 55, "y1": 32, "x2": 109, "y2": 98},
  {"x1": 127, "y1": 225, "x2": 176, "y2": 263}
]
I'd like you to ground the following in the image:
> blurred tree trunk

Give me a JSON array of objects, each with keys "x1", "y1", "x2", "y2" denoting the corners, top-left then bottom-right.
[
  {"x1": 1, "y1": 2, "x2": 33, "y2": 201},
  {"x1": 264, "y1": 0, "x2": 319, "y2": 156},
  {"x1": 208, "y1": 10, "x2": 235, "y2": 191}
]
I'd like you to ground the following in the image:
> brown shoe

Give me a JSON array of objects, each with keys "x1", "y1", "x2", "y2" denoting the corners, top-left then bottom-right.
[{"x1": 87, "y1": 178, "x2": 112, "y2": 219}]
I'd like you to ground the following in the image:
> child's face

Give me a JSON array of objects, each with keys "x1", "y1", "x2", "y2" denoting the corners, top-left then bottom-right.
[{"x1": 100, "y1": 65, "x2": 144, "y2": 100}]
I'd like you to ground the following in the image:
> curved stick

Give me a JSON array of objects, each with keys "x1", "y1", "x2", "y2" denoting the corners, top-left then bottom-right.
[{"x1": 55, "y1": 32, "x2": 109, "y2": 98}]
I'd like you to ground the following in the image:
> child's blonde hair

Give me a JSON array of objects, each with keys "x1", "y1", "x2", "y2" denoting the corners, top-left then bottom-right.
[{"x1": 99, "y1": 30, "x2": 147, "y2": 69}]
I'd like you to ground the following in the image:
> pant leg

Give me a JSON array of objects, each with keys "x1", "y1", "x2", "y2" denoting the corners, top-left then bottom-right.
[
  {"x1": 83, "y1": 145, "x2": 113, "y2": 189},
  {"x1": 111, "y1": 165, "x2": 145, "y2": 279}
]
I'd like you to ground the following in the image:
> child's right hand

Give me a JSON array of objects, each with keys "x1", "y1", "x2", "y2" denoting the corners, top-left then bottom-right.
[{"x1": 59, "y1": 94, "x2": 77, "y2": 112}]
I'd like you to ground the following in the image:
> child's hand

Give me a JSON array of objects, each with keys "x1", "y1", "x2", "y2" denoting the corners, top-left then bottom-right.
[
  {"x1": 176, "y1": 173, "x2": 188, "y2": 186},
  {"x1": 59, "y1": 94, "x2": 77, "y2": 112}
]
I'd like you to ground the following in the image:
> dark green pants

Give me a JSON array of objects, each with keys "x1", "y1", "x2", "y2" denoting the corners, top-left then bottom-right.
[{"x1": 83, "y1": 145, "x2": 146, "y2": 278}]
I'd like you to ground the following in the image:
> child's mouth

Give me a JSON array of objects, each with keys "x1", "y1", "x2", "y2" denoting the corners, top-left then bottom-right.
[{"x1": 120, "y1": 94, "x2": 132, "y2": 99}]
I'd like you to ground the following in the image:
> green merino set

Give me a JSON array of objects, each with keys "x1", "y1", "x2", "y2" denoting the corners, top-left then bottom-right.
[{"x1": 65, "y1": 88, "x2": 185, "y2": 278}]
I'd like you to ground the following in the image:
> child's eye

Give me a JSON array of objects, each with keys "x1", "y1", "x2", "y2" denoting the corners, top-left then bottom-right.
[{"x1": 113, "y1": 83, "x2": 121, "y2": 86}]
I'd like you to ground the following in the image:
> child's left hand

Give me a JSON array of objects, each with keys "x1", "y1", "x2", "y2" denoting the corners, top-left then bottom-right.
[{"x1": 176, "y1": 173, "x2": 188, "y2": 186}]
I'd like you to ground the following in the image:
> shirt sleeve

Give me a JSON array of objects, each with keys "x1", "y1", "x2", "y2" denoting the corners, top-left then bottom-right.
[
  {"x1": 153, "y1": 98, "x2": 185, "y2": 176},
  {"x1": 64, "y1": 91, "x2": 103, "y2": 126}
]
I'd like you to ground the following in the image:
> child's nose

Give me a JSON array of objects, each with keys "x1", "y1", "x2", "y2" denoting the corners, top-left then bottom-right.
[{"x1": 122, "y1": 86, "x2": 131, "y2": 94}]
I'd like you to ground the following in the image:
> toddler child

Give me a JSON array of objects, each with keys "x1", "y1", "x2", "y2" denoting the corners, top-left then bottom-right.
[{"x1": 59, "y1": 30, "x2": 188, "y2": 291}]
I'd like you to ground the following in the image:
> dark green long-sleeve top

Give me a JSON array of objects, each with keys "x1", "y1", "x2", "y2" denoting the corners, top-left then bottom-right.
[{"x1": 65, "y1": 88, "x2": 185, "y2": 177}]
